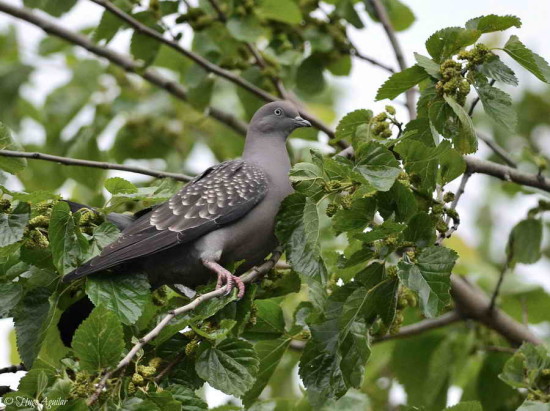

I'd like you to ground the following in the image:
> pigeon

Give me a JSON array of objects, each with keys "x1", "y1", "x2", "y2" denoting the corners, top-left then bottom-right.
[{"x1": 62, "y1": 101, "x2": 311, "y2": 298}]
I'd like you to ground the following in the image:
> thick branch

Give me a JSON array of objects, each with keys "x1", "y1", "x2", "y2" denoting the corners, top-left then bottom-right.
[
  {"x1": 0, "y1": 150, "x2": 192, "y2": 181},
  {"x1": 90, "y1": 0, "x2": 332, "y2": 137},
  {"x1": 369, "y1": 0, "x2": 415, "y2": 120},
  {"x1": 451, "y1": 275, "x2": 541, "y2": 346},
  {"x1": 373, "y1": 311, "x2": 461, "y2": 343},
  {"x1": 465, "y1": 156, "x2": 550, "y2": 193},
  {"x1": 0, "y1": 364, "x2": 25, "y2": 374},
  {"x1": 0, "y1": 1, "x2": 248, "y2": 136},
  {"x1": 87, "y1": 248, "x2": 282, "y2": 406}
]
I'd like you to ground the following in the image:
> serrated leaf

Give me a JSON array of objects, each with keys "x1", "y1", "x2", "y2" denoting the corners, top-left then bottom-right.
[
  {"x1": 472, "y1": 74, "x2": 517, "y2": 132},
  {"x1": 332, "y1": 198, "x2": 376, "y2": 233},
  {"x1": 503, "y1": 35, "x2": 550, "y2": 83},
  {"x1": 335, "y1": 109, "x2": 373, "y2": 143},
  {"x1": 403, "y1": 212, "x2": 436, "y2": 247},
  {"x1": 465, "y1": 14, "x2": 521, "y2": 33},
  {"x1": 167, "y1": 385, "x2": 208, "y2": 410},
  {"x1": 242, "y1": 338, "x2": 291, "y2": 407},
  {"x1": 499, "y1": 343, "x2": 550, "y2": 392},
  {"x1": 49, "y1": 201, "x2": 87, "y2": 275},
  {"x1": 443, "y1": 95, "x2": 478, "y2": 154},
  {"x1": 105, "y1": 177, "x2": 138, "y2": 195},
  {"x1": 426, "y1": 27, "x2": 480, "y2": 63},
  {"x1": 195, "y1": 338, "x2": 259, "y2": 397},
  {"x1": 0, "y1": 201, "x2": 30, "y2": 247},
  {"x1": 257, "y1": 0, "x2": 302, "y2": 24},
  {"x1": 376, "y1": 181, "x2": 418, "y2": 222},
  {"x1": 354, "y1": 220, "x2": 405, "y2": 243},
  {"x1": 0, "y1": 122, "x2": 27, "y2": 174},
  {"x1": 13, "y1": 287, "x2": 52, "y2": 368},
  {"x1": 506, "y1": 218, "x2": 543, "y2": 266},
  {"x1": 397, "y1": 246, "x2": 458, "y2": 317},
  {"x1": 71, "y1": 305, "x2": 124, "y2": 372},
  {"x1": 376, "y1": 65, "x2": 428, "y2": 100},
  {"x1": 354, "y1": 141, "x2": 401, "y2": 191},
  {"x1": 478, "y1": 55, "x2": 518, "y2": 86},
  {"x1": 276, "y1": 193, "x2": 327, "y2": 282},
  {"x1": 0, "y1": 282, "x2": 23, "y2": 317},
  {"x1": 414, "y1": 53, "x2": 441, "y2": 78},
  {"x1": 86, "y1": 272, "x2": 150, "y2": 325}
]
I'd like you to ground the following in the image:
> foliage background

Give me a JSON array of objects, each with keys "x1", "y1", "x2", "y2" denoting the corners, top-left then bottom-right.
[{"x1": 1, "y1": 0, "x2": 550, "y2": 409}]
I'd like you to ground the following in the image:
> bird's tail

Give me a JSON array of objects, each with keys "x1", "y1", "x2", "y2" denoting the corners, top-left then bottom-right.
[{"x1": 57, "y1": 296, "x2": 95, "y2": 346}]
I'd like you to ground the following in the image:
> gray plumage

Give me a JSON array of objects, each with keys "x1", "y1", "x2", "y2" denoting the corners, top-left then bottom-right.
[{"x1": 63, "y1": 101, "x2": 311, "y2": 293}]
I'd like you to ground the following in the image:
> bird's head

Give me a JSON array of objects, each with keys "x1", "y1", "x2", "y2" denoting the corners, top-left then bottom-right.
[{"x1": 248, "y1": 101, "x2": 311, "y2": 136}]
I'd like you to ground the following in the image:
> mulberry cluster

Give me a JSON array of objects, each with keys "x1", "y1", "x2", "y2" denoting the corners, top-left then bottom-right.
[{"x1": 435, "y1": 59, "x2": 470, "y2": 105}]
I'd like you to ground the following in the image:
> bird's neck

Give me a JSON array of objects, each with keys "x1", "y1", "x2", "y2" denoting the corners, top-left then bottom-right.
[{"x1": 242, "y1": 133, "x2": 291, "y2": 180}]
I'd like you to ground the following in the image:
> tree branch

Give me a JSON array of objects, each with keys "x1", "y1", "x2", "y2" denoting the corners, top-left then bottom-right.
[
  {"x1": 465, "y1": 156, "x2": 550, "y2": 193},
  {"x1": 86, "y1": 248, "x2": 282, "y2": 406},
  {"x1": 348, "y1": 41, "x2": 396, "y2": 73},
  {"x1": 369, "y1": 0, "x2": 415, "y2": 120},
  {"x1": 0, "y1": 364, "x2": 25, "y2": 374},
  {"x1": 89, "y1": 0, "x2": 333, "y2": 137},
  {"x1": 373, "y1": 311, "x2": 462, "y2": 343},
  {"x1": 488, "y1": 263, "x2": 509, "y2": 312},
  {"x1": 477, "y1": 132, "x2": 518, "y2": 168},
  {"x1": 0, "y1": 150, "x2": 193, "y2": 182},
  {"x1": 0, "y1": 1, "x2": 248, "y2": 136}
]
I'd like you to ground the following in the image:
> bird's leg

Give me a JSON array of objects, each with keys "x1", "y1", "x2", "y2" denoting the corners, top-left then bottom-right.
[{"x1": 202, "y1": 259, "x2": 245, "y2": 298}]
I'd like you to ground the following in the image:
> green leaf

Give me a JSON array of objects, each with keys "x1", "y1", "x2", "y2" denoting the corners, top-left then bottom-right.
[
  {"x1": 332, "y1": 198, "x2": 376, "y2": 233},
  {"x1": 195, "y1": 338, "x2": 259, "y2": 397},
  {"x1": 414, "y1": 53, "x2": 441, "y2": 78},
  {"x1": 23, "y1": 0, "x2": 77, "y2": 17},
  {"x1": 93, "y1": 0, "x2": 132, "y2": 43},
  {"x1": 242, "y1": 338, "x2": 291, "y2": 407},
  {"x1": 439, "y1": 147, "x2": 466, "y2": 184},
  {"x1": 354, "y1": 141, "x2": 401, "y2": 191},
  {"x1": 257, "y1": 0, "x2": 302, "y2": 24},
  {"x1": 244, "y1": 298, "x2": 286, "y2": 338},
  {"x1": 227, "y1": 15, "x2": 265, "y2": 42},
  {"x1": 403, "y1": 212, "x2": 436, "y2": 247},
  {"x1": 0, "y1": 282, "x2": 23, "y2": 317},
  {"x1": 503, "y1": 35, "x2": 550, "y2": 83},
  {"x1": 472, "y1": 74, "x2": 517, "y2": 132},
  {"x1": 445, "y1": 401, "x2": 483, "y2": 411},
  {"x1": 335, "y1": 109, "x2": 373, "y2": 143},
  {"x1": 376, "y1": 65, "x2": 428, "y2": 100},
  {"x1": 13, "y1": 288, "x2": 52, "y2": 368},
  {"x1": 395, "y1": 139, "x2": 451, "y2": 193},
  {"x1": 289, "y1": 162, "x2": 325, "y2": 199},
  {"x1": 506, "y1": 218, "x2": 543, "y2": 266},
  {"x1": 500, "y1": 343, "x2": 550, "y2": 391},
  {"x1": 354, "y1": 220, "x2": 405, "y2": 243},
  {"x1": 71, "y1": 305, "x2": 124, "y2": 372},
  {"x1": 364, "y1": 0, "x2": 415, "y2": 32},
  {"x1": 105, "y1": 177, "x2": 138, "y2": 195},
  {"x1": 49, "y1": 201, "x2": 86, "y2": 275},
  {"x1": 0, "y1": 201, "x2": 30, "y2": 247},
  {"x1": 0, "y1": 123, "x2": 27, "y2": 174},
  {"x1": 376, "y1": 181, "x2": 418, "y2": 222},
  {"x1": 465, "y1": 14, "x2": 521, "y2": 33},
  {"x1": 276, "y1": 193, "x2": 327, "y2": 282},
  {"x1": 335, "y1": 0, "x2": 364, "y2": 29},
  {"x1": 478, "y1": 55, "x2": 518, "y2": 86},
  {"x1": 129, "y1": 12, "x2": 162, "y2": 66},
  {"x1": 426, "y1": 27, "x2": 480, "y2": 63},
  {"x1": 397, "y1": 246, "x2": 458, "y2": 317},
  {"x1": 297, "y1": 54, "x2": 326, "y2": 95},
  {"x1": 86, "y1": 272, "x2": 150, "y2": 325},
  {"x1": 167, "y1": 385, "x2": 208, "y2": 410},
  {"x1": 443, "y1": 95, "x2": 478, "y2": 154},
  {"x1": 517, "y1": 401, "x2": 550, "y2": 411}
]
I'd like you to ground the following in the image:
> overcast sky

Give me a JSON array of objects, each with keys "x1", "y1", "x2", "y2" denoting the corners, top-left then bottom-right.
[{"x1": 1, "y1": 0, "x2": 549, "y2": 407}]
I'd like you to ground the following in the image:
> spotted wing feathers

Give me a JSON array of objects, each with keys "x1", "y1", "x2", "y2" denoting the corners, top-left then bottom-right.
[{"x1": 63, "y1": 160, "x2": 268, "y2": 281}]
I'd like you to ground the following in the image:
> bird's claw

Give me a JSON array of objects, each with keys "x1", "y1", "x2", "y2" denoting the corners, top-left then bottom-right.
[{"x1": 215, "y1": 271, "x2": 245, "y2": 299}]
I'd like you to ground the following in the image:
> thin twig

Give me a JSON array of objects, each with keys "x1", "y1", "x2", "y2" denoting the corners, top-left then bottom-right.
[
  {"x1": 0, "y1": 0, "x2": 248, "y2": 137},
  {"x1": 0, "y1": 150, "x2": 193, "y2": 181},
  {"x1": 0, "y1": 364, "x2": 25, "y2": 374},
  {"x1": 369, "y1": 0, "x2": 415, "y2": 120},
  {"x1": 488, "y1": 263, "x2": 508, "y2": 313},
  {"x1": 373, "y1": 311, "x2": 462, "y2": 343},
  {"x1": 348, "y1": 44, "x2": 395, "y2": 73},
  {"x1": 154, "y1": 351, "x2": 186, "y2": 382},
  {"x1": 89, "y1": 0, "x2": 332, "y2": 137},
  {"x1": 87, "y1": 248, "x2": 281, "y2": 406},
  {"x1": 437, "y1": 171, "x2": 472, "y2": 245}
]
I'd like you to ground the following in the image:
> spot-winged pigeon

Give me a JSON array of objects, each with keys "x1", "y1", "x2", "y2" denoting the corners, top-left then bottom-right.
[{"x1": 62, "y1": 101, "x2": 311, "y2": 298}]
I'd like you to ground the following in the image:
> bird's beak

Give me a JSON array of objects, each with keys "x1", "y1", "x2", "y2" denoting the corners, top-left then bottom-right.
[{"x1": 294, "y1": 116, "x2": 312, "y2": 128}]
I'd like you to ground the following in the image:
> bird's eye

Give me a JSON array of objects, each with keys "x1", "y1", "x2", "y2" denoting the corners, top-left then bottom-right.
[{"x1": 274, "y1": 108, "x2": 282, "y2": 116}]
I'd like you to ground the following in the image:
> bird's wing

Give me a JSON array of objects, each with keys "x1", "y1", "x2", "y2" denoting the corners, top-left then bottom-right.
[{"x1": 63, "y1": 160, "x2": 268, "y2": 281}]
